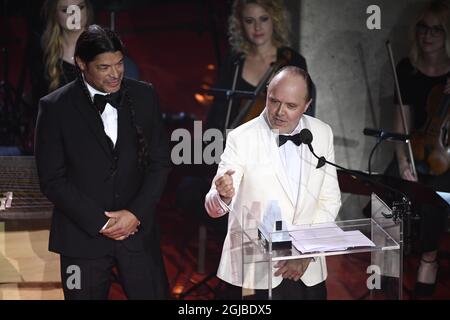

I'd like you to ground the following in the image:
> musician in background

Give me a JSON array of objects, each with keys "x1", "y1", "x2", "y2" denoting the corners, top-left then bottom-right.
[
  {"x1": 206, "y1": 0, "x2": 315, "y2": 132},
  {"x1": 30, "y1": 0, "x2": 94, "y2": 109},
  {"x1": 23, "y1": 0, "x2": 94, "y2": 154},
  {"x1": 391, "y1": 0, "x2": 450, "y2": 297}
]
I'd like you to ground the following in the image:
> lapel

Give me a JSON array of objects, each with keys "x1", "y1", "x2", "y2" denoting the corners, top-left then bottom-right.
[
  {"x1": 72, "y1": 79, "x2": 114, "y2": 158},
  {"x1": 294, "y1": 116, "x2": 314, "y2": 216},
  {"x1": 73, "y1": 79, "x2": 129, "y2": 157},
  {"x1": 259, "y1": 114, "x2": 296, "y2": 207},
  {"x1": 115, "y1": 93, "x2": 133, "y2": 154}
]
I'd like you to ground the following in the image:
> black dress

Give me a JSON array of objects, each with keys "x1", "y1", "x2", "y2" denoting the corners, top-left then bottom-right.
[
  {"x1": 31, "y1": 59, "x2": 77, "y2": 107},
  {"x1": 387, "y1": 57, "x2": 450, "y2": 253},
  {"x1": 18, "y1": 32, "x2": 79, "y2": 154},
  {"x1": 395, "y1": 58, "x2": 449, "y2": 133},
  {"x1": 206, "y1": 47, "x2": 316, "y2": 131}
]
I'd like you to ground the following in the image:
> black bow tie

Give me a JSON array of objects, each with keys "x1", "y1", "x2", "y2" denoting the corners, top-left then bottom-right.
[
  {"x1": 93, "y1": 91, "x2": 122, "y2": 114},
  {"x1": 278, "y1": 133, "x2": 302, "y2": 147}
]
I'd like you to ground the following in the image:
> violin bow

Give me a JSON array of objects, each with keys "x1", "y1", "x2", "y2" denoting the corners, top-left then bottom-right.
[
  {"x1": 386, "y1": 40, "x2": 418, "y2": 179},
  {"x1": 223, "y1": 58, "x2": 242, "y2": 135}
]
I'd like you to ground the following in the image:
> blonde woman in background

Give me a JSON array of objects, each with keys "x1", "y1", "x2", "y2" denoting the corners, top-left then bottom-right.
[
  {"x1": 30, "y1": 0, "x2": 93, "y2": 107},
  {"x1": 206, "y1": 0, "x2": 315, "y2": 131}
]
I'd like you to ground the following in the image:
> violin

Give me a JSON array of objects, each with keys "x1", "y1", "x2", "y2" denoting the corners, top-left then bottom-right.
[
  {"x1": 230, "y1": 49, "x2": 293, "y2": 129},
  {"x1": 411, "y1": 83, "x2": 450, "y2": 175}
]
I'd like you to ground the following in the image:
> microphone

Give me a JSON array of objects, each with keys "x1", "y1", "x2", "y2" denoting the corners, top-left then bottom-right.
[
  {"x1": 299, "y1": 129, "x2": 326, "y2": 169},
  {"x1": 299, "y1": 128, "x2": 410, "y2": 222},
  {"x1": 299, "y1": 128, "x2": 313, "y2": 144},
  {"x1": 363, "y1": 128, "x2": 410, "y2": 142}
]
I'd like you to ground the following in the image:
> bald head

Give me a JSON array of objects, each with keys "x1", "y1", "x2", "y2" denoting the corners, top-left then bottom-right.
[
  {"x1": 266, "y1": 67, "x2": 312, "y2": 134},
  {"x1": 268, "y1": 66, "x2": 310, "y2": 101}
]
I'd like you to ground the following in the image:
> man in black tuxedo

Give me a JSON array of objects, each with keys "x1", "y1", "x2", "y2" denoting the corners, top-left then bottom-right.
[{"x1": 35, "y1": 25, "x2": 171, "y2": 299}]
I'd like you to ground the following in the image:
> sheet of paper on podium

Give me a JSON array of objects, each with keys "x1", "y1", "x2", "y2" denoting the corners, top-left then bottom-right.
[{"x1": 288, "y1": 222, "x2": 375, "y2": 253}]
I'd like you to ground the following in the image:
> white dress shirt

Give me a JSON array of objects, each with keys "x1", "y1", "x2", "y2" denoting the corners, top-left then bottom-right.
[
  {"x1": 275, "y1": 120, "x2": 302, "y2": 205},
  {"x1": 85, "y1": 81, "x2": 118, "y2": 147}
]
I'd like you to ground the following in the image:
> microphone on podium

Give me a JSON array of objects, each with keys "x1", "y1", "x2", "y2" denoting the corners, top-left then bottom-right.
[{"x1": 298, "y1": 128, "x2": 410, "y2": 220}]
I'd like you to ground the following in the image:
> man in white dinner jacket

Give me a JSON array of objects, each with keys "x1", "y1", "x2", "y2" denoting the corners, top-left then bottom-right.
[{"x1": 205, "y1": 66, "x2": 341, "y2": 299}]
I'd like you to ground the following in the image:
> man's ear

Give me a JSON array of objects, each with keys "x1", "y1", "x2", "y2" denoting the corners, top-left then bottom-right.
[
  {"x1": 304, "y1": 98, "x2": 313, "y2": 112},
  {"x1": 75, "y1": 57, "x2": 86, "y2": 72}
]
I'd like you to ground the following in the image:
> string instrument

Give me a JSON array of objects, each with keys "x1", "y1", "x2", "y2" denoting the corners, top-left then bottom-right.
[
  {"x1": 411, "y1": 83, "x2": 450, "y2": 175},
  {"x1": 229, "y1": 49, "x2": 293, "y2": 129}
]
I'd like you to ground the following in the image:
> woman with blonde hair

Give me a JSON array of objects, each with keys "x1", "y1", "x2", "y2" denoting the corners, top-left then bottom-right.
[
  {"x1": 22, "y1": 0, "x2": 94, "y2": 154},
  {"x1": 41, "y1": 0, "x2": 94, "y2": 92},
  {"x1": 30, "y1": 0, "x2": 93, "y2": 108},
  {"x1": 41, "y1": 0, "x2": 93, "y2": 93},
  {"x1": 206, "y1": 0, "x2": 315, "y2": 131},
  {"x1": 390, "y1": 0, "x2": 450, "y2": 298}
]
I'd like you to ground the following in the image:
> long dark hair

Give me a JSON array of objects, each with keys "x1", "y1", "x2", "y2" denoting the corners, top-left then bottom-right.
[
  {"x1": 75, "y1": 25, "x2": 150, "y2": 170},
  {"x1": 75, "y1": 24, "x2": 123, "y2": 63}
]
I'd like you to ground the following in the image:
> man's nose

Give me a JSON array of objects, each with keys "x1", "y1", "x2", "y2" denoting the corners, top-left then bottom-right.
[
  {"x1": 275, "y1": 104, "x2": 285, "y2": 115},
  {"x1": 110, "y1": 66, "x2": 119, "y2": 78}
]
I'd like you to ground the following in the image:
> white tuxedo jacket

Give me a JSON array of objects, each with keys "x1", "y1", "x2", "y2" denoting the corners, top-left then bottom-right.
[{"x1": 205, "y1": 113, "x2": 341, "y2": 290}]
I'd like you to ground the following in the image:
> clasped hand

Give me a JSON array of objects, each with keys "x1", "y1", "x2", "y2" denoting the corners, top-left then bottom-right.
[
  {"x1": 274, "y1": 258, "x2": 313, "y2": 282},
  {"x1": 100, "y1": 210, "x2": 140, "y2": 241}
]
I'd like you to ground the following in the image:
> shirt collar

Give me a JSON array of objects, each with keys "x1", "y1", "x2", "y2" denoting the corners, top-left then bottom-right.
[
  {"x1": 83, "y1": 76, "x2": 108, "y2": 100},
  {"x1": 289, "y1": 119, "x2": 303, "y2": 135}
]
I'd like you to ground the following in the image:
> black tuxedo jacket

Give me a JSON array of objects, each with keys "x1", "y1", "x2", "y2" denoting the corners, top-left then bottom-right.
[{"x1": 35, "y1": 78, "x2": 171, "y2": 261}]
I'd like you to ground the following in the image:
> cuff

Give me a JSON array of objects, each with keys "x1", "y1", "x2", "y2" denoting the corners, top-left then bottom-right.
[
  {"x1": 100, "y1": 218, "x2": 111, "y2": 231},
  {"x1": 213, "y1": 191, "x2": 232, "y2": 215}
]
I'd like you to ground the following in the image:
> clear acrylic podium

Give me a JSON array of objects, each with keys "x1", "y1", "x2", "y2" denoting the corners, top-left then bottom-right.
[{"x1": 241, "y1": 193, "x2": 403, "y2": 300}]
